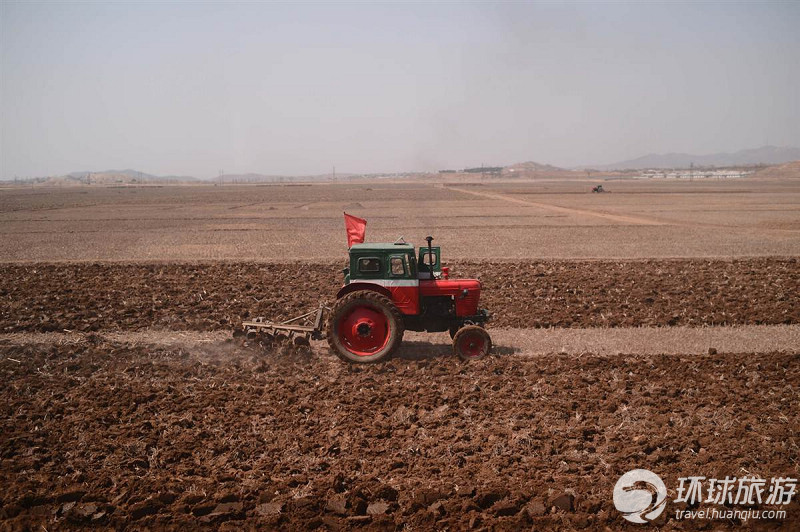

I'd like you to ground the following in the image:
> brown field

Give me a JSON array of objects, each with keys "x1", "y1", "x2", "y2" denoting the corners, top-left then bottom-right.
[
  {"x1": 1, "y1": 177, "x2": 799, "y2": 530},
  {"x1": 2, "y1": 338, "x2": 797, "y2": 530},
  {"x1": 1, "y1": 177, "x2": 799, "y2": 261},
  {"x1": 2, "y1": 260, "x2": 798, "y2": 333}
]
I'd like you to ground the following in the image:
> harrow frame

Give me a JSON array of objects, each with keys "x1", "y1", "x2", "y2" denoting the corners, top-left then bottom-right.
[{"x1": 236, "y1": 304, "x2": 328, "y2": 349}]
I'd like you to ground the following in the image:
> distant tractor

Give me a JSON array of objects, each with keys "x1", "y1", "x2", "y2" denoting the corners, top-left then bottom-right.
[
  {"x1": 592, "y1": 185, "x2": 605, "y2": 193},
  {"x1": 238, "y1": 236, "x2": 492, "y2": 363}
]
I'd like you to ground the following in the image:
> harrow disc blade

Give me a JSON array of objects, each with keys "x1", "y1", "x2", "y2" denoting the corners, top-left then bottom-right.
[
  {"x1": 293, "y1": 336, "x2": 310, "y2": 347},
  {"x1": 258, "y1": 332, "x2": 275, "y2": 349}
]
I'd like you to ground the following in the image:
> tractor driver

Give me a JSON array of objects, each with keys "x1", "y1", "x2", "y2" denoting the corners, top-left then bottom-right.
[{"x1": 360, "y1": 257, "x2": 381, "y2": 273}]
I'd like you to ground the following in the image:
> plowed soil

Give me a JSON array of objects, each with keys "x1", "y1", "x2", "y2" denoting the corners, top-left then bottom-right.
[
  {"x1": 1, "y1": 338, "x2": 797, "y2": 530},
  {"x1": 1, "y1": 258, "x2": 799, "y2": 530},
  {"x1": 1, "y1": 258, "x2": 798, "y2": 333}
]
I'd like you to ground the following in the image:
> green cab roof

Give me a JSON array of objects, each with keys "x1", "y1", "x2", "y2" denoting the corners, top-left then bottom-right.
[{"x1": 349, "y1": 242, "x2": 415, "y2": 252}]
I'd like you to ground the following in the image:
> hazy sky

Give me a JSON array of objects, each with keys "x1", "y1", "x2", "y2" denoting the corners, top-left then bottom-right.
[{"x1": 2, "y1": 1, "x2": 799, "y2": 178}]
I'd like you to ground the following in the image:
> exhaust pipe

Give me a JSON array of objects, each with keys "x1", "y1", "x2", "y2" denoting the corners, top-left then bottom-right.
[{"x1": 425, "y1": 236, "x2": 435, "y2": 279}]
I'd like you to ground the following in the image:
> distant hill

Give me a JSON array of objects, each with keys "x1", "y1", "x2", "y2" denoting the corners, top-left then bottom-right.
[
  {"x1": 67, "y1": 169, "x2": 157, "y2": 180},
  {"x1": 500, "y1": 160, "x2": 583, "y2": 179},
  {"x1": 504, "y1": 161, "x2": 565, "y2": 173},
  {"x1": 752, "y1": 160, "x2": 800, "y2": 179},
  {"x1": 435, "y1": 161, "x2": 574, "y2": 180},
  {"x1": 584, "y1": 146, "x2": 800, "y2": 170},
  {"x1": 44, "y1": 169, "x2": 199, "y2": 185},
  {"x1": 218, "y1": 172, "x2": 358, "y2": 183}
]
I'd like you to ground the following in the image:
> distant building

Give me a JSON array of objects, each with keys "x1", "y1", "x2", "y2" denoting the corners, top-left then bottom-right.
[
  {"x1": 463, "y1": 167, "x2": 503, "y2": 175},
  {"x1": 635, "y1": 169, "x2": 753, "y2": 179}
]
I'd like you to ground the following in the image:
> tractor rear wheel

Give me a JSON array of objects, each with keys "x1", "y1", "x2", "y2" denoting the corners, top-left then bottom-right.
[
  {"x1": 327, "y1": 290, "x2": 404, "y2": 363},
  {"x1": 453, "y1": 325, "x2": 491, "y2": 361}
]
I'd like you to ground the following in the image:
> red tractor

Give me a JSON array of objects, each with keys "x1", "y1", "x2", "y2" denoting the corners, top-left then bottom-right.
[
  {"x1": 327, "y1": 236, "x2": 491, "y2": 362},
  {"x1": 239, "y1": 236, "x2": 492, "y2": 363}
]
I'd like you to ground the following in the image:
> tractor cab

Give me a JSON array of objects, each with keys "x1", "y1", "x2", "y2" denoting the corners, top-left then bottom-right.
[
  {"x1": 343, "y1": 243, "x2": 444, "y2": 283},
  {"x1": 343, "y1": 242, "x2": 417, "y2": 285}
]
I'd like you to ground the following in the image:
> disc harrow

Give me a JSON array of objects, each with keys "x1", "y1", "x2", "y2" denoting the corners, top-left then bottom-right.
[{"x1": 235, "y1": 304, "x2": 327, "y2": 355}]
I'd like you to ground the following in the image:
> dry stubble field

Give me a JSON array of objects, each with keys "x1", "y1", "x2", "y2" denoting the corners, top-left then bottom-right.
[
  {"x1": 2, "y1": 177, "x2": 799, "y2": 261},
  {"x1": 1, "y1": 178, "x2": 799, "y2": 530}
]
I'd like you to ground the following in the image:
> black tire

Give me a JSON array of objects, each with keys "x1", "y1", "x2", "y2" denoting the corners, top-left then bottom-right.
[
  {"x1": 453, "y1": 325, "x2": 492, "y2": 361},
  {"x1": 326, "y1": 290, "x2": 404, "y2": 363}
]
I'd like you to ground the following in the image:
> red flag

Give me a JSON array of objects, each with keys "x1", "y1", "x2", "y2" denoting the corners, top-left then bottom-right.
[{"x1": 344, "y1": 212, "x2": 366, "y2": 248}]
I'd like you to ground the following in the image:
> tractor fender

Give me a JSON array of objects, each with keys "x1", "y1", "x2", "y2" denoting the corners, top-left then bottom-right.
[{"x1": 336, "y1": 282, "x2": 392, "y2": 300}]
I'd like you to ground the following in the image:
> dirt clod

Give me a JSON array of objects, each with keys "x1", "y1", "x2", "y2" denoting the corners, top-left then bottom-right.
[
  {"x1": 326, "y1": 497, "x2": 348, "y2": 516},
  {"x1": 256, "y1": 502, "x2": 283, "y2": 516},
  {"x1": 366, "y1": 501, "x2": 390, "y2": 515},
  {"x1": 551, "y1": 493, "x2": 575, "y2": 512}
]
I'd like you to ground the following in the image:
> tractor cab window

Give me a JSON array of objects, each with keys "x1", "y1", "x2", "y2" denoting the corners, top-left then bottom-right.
[
  {"x1": 390, "y1": 256, "x2": 405, "y2": 276},
  {"x1": 419, "y1": 251, "x2": 438, "y2": 272},
  {"x1": 358, "y1": 257, "x2": 381, "y2": 273}
]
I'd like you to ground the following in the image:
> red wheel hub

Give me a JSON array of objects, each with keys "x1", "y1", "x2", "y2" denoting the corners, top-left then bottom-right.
[
  {"x1": 338, "y1": 306, "x2": 390, "y2": 356},
  {"x1": 457, "y1": 331, "x2": 486, "y2": 358}
]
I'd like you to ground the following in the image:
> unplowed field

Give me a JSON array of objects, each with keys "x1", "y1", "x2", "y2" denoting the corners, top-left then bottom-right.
[{"x1": 3, "y1": 180, "x2": 800, "y2": 261}]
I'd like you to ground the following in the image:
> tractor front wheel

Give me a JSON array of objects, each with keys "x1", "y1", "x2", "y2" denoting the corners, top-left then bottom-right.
[
  {"x1": 327, "y1": 290, "x2": 404, "y2": 363},
  {"x1": 449, "y1": 322, "x2": 485, "y2": 340},
  {"x1": 453, "y1": 325, "x2": 491, "y2": 361}
]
